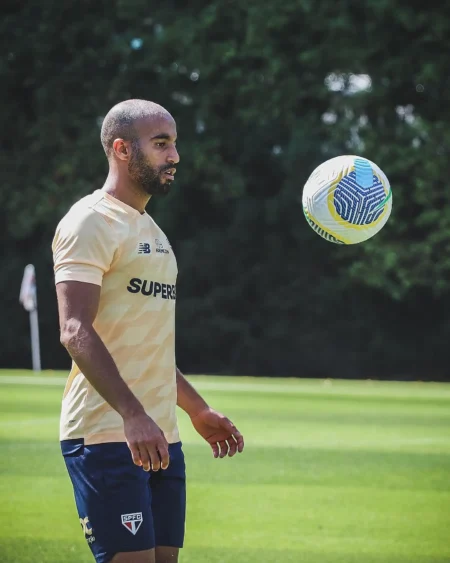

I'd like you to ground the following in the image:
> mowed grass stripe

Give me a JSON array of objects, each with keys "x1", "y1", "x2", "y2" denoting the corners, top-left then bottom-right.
[{"x1": 1, "y1": 371, "x2": 450, "y2": 400}]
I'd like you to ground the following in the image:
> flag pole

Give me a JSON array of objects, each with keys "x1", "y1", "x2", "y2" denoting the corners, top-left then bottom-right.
[
  {"x1": 29, "y1": 307, "x2": 41, "y2": 372},
  {"x1": 19, "y1": 264, "x2": 41, "y2": 372}
]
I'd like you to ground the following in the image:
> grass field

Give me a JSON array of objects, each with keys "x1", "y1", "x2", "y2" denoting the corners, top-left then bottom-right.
[{"x1": 1, "y1": 370, "x2": 450, "y2": 563}]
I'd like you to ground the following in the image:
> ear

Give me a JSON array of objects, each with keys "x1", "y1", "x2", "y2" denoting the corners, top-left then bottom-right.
[{"x1": 112, "y1": 138, "x2": 129, "y2": 161}]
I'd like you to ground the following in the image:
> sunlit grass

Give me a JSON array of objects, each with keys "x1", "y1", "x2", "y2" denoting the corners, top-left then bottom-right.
[{"x1": 1, "y1": 371, "x2": 449, "y2": 562}]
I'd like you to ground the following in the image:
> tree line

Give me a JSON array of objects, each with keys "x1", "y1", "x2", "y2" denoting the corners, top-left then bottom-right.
[{"x1": 1, "y1": 0, "x2": 449, "y2": 380}]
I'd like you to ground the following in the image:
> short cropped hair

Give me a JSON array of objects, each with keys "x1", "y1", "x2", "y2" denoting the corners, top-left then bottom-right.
[{"x1": 100, "y1": 99, "x2": 170, "y2": 157}]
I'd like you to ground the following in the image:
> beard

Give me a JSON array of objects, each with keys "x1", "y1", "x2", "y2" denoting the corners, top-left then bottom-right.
[{"x1": 128, "y1": 140, "x2": 171, "y2": 195}]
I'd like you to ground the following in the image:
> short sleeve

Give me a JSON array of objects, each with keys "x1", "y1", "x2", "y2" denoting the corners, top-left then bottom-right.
[{"x1": 52, "y1": 208, "x2": 117, "y2": 286}]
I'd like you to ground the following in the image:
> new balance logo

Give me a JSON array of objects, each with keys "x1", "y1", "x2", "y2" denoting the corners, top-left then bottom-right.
[{"x1": 138, "y1": 243, "x2": 151, "y2": 254}]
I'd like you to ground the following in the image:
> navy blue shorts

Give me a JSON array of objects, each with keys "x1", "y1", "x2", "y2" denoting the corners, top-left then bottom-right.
[{"x1": 61, "y1": 439, "x2": 186, "y2": 563}]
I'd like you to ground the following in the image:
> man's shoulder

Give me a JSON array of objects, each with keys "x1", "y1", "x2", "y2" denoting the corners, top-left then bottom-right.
[
  {"x1": 62, "y1": 190, "x2": 103, "y2": 218},
  {"x1": 55, "y1": 192, "x2": 115, "y2": 244},
  {"x1": 59, "y1": 191, "x2": 116, "y2": 229}
]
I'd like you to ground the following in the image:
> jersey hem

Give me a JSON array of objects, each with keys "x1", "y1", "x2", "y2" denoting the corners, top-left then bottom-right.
[{"x1": 60, "y1": 428, "x2": 180, "y2": 445}]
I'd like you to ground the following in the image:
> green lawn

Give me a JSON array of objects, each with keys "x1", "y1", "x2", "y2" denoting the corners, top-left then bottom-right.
[{"x1": 1, "y1": 371, "x2": 450, "y2": 563}]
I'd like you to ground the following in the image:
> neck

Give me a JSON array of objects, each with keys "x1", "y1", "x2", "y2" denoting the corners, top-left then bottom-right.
[{"x1": 102, "y1": 167, "x2": 151, "y2": 214}]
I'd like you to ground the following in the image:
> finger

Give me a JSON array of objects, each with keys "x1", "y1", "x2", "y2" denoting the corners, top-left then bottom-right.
[
  {"x1": 138, "y1": 445, "x2": 151, "y2": 472},
  {"x1": 222, "y1": 418, "x2": 245, "y2": 454},
  {"x1": 227, "y1": 435, "x2": 238, "y2": 457},
  {"x1": 157, "y1": 439, "x2": 170, "y2": 470},
  {"x1": 128, "y1": 442, "x2": 143, "y2": 467},
  {"x1": 218, "y1": 440, "x2": 229, "y2": 458},
  {"x1": 146, "y1": 444, "x2": 161, "y2": 471},
  {"x1": 211, "y1": 442, "x2": 219, "y2": 458},
  {"x1": 233, "y1": 430, "x2": 245, "y2": 453}
]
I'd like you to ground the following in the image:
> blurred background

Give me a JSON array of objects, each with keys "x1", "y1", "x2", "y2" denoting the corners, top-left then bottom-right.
[{"x1": 1, "y1": 0, "x2": 450, "y2": 381}]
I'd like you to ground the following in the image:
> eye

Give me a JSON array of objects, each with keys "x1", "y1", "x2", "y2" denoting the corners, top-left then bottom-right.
[{"x1": 155, "y1": 142, "x2": 166, "y2": 148}]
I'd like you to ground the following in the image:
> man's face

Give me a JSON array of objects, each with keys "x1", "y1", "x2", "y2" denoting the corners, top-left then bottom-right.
[{"x1": 128, "y1": 115, "x2": 179, "y2": 196}]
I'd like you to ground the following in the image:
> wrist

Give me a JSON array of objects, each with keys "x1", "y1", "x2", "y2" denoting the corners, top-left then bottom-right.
[
  {"x1": 188, "y1": 402, "x2": 210, "y2": 419},
  {"x1": 176, "y1": 368, "x2": 210, "y2": 418},
  {"x1": 118, "y1": 398, "x2": 146, "y2": 420}
]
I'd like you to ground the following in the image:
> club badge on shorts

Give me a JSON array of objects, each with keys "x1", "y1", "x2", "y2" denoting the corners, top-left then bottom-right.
[{"x1": 121, "y1": 512, "x2": 143, "y2": 535}]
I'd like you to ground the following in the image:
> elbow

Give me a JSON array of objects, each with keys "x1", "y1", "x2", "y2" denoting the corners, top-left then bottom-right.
[
  {"x1": 60, "y1": 319, "x2": 85, "y2": 353},
  {"x1": 60, "y1": 331, "x2": 72, "y2": 351}
]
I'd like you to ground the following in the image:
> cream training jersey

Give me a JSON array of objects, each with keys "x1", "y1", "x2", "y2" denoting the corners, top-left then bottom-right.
[{"x1": 52, "y1": 190, "x2": 179, "y2": 445}]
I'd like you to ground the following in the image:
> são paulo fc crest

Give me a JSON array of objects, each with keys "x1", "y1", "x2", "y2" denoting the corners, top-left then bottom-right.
[{"x1": 121, "y1": 512, "x2": 143, "y2": 535}]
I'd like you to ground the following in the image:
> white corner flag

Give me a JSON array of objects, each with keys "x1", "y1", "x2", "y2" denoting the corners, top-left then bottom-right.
[{"x1": 19, "y1": 264, "x2": 41, "y2": 372}]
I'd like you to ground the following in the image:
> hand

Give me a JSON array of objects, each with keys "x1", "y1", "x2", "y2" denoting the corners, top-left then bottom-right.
[
  {"x1": 190, "y1": 407, "x2": 244, "y2": 458},
  {"x1": 123, "y1": 410, "x2": 170, "y2": 472}
]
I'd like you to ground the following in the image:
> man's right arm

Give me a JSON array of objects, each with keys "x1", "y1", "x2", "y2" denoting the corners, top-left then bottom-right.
[{"x1": 56, "y1": 280, "x2": 169, "y2": 471}]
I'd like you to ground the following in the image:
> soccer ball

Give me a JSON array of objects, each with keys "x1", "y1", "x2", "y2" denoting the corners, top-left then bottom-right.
[{"x1": 302, "y1": 155, "x2": 392, "y2": 244}]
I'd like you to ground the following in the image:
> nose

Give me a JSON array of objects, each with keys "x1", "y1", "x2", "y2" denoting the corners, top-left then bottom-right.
[{"x1": 167, "y1": 144, "x2": 180, "y2": 165}]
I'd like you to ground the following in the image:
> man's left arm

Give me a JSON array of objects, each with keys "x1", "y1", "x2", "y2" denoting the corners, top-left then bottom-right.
[{"x1": 176, "y1": 367, "x2": 244, "y2": 458}]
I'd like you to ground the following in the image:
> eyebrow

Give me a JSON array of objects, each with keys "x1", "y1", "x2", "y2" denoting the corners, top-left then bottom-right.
[{"x1": 151, "y1": 133, "x2": 176, "y2": 141}]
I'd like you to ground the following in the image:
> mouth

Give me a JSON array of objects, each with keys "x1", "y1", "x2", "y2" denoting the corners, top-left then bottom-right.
[{"x1": 162, "y1": 168, "x2": 176, "y2": 181}]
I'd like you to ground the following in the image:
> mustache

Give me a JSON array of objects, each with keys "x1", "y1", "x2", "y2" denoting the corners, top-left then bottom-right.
[{"x1": 160, "y1": 164, "x2": 176, "y2": 173}]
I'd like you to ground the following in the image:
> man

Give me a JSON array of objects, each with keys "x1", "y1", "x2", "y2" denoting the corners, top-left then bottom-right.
[{"x1": 52, "y1": 99, "x2": 244, "y2": 563}]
